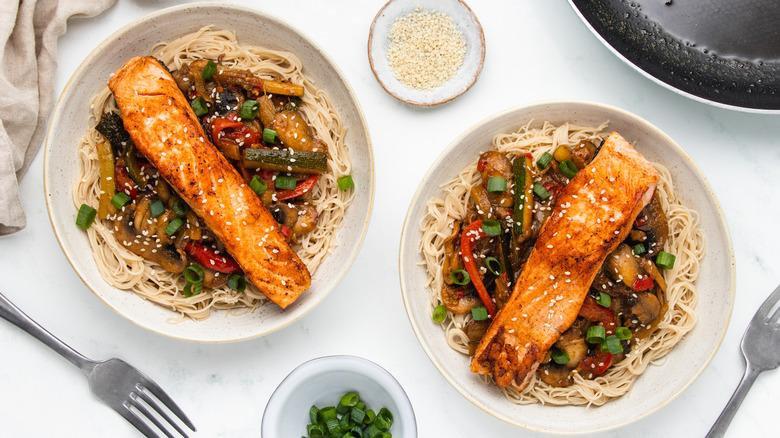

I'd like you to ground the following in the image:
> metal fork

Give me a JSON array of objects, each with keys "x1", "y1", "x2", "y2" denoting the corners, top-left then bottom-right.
[
  {"x1": 706, "y1": 284, "x2": 780, "y2": 437},
  {"x1": 0, "y1": 292, "x2": 196, "y2": 437}
]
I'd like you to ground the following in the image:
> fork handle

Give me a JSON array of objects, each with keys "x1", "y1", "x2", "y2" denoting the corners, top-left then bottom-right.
[
  {"x1": 705, "y1": 364, "x2": 762, "y2": 438},
  {"x1": 0, "y1": 292, "x2": 94, "y2": 371}
]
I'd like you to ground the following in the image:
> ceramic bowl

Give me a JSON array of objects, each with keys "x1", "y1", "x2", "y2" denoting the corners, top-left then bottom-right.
[
  {"x1": 398, "y1": 101, "x2": 735, "y2": 433},
  {"x1": 262, "y1": 355, "x2": 417, "y2": 437},
  {"x1": 43, "y1": 3, "x2": 374, "y2": 342},
  {"x1": 368, "y1": 0, "x2": 485, "y2": 106}
]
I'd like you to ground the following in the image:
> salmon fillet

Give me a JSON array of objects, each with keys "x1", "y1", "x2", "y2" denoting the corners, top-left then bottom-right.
[
  {"x1": 108, "y1": 56, "x2": 310, "y2": 308},
  {"x1": 470, "y1": 132, "x2": 658, "y2": 388}
]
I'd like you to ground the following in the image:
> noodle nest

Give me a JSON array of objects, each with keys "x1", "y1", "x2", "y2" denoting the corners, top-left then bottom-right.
[
  {"x1": 418, "y1": 121, "x2": 705, "y2": 406},
  {"x1": 73, "y1": 27, "x2": 354, "y2": 321}
]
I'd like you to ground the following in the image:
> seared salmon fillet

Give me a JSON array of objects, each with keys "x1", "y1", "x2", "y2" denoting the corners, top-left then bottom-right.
[
  {"x1": 471, "y1": 132, "x2": 658, "y2": 388},
  {"x1": 109, "y1": 56, "x2": 310, "y2": 308}
]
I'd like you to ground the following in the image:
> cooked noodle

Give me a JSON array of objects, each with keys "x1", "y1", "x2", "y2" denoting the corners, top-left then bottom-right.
[
  {"x1": 419, "y1": 121, "x2": 705, "y2": 405},
  {"x1": 73, "y1": 28, "x2": 354, "y2": 321}
]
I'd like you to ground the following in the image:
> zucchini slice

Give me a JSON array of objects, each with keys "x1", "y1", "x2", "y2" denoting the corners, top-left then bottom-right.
[{"x1": 243, "y1": 148, "x2": 327, "y2": 174}]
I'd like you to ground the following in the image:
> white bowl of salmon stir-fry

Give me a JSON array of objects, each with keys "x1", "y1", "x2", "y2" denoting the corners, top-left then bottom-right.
[
  {"x1": 44, "y1": 4, "x2": 373, "y2": 342},
  {"x1": 399, "y1": 101, "x2": 734, "y2": 433}
]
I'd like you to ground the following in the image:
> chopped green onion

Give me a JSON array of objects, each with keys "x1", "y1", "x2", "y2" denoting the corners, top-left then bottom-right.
[
  {"x1": 309, "y1": 405, "x2": 319, "y2": 424},
  {"x1": 149, "y1": 199, "x2": 165, "y2": 218},
  {"x1": 201, "y1": 60, "x2": 217, "y2": 80},
  {"x1": 306, "y1": 423, "x2": 326, "y2": 437},
  {"x1": 485, "y1": 256, "x2": 504, "y2": 275},
  {"x1": 364, "y1": 424, "x2": 381, "y2": 437},
  {"x1": 337, "y1": 175, "x2": 354, "y2": 191},
  {"x1": 76, "y1": 204, "x2": 97, "y2": 229},
  {"x1": 656, "y1": 251, "x2": 676, "y2": 269},
  {"x1": 249, "y1": 175, "x2": 268, "y2": 196},
  {"x1": 536, "y1": 152, "x2": 553, "y2": 169},
  {"x1": 596, "y1": 291, "x2": 611, "y2": 308},
  {"x1": 350, "y1": 408, "x2": 366, "y2": 424},
  {"x1": 632, "y1": 243, "x2": 646, "y2": 255},
  {"x1": 110, "y1": 192, "x2": 131, "y2": 209},
  {"x1": 228, "y1": 274, "x2": 246, "y2": 292},
  {"x1": 586, "y1": 325, "x2": 606, "y2": 344},
  {"x1": 559, "y1": 158, "x2": 578, "y2": 179},
  {"x1": 533, "y1": 183, "x2": 550, "y2": 200},
  {"x1": 481, "y1": 219, "x2": 501, "y2": 236},
  {"x1": 486, "y1": 176, "x2": 507, "y2": 193},
  {"x1": 363, "y1": 409, "x2": 376, "y2": 425},
  {"x1": 449, "y1": 269, "x2": 470, "y2": 286},
  {"x1": 615, "y1": 326, "x2": 633, "y2": 340},
  {"x1": 340, "y1": 393, "x2": 360, "y2": 410},
  {"x1": 319, "y1": 406, "x2": 337, "y2": 422},
  {"x1": 164, "y1": 217, "x2": 184, "y2": 235},
  {"x1": 275, "y1": 176, "x2": 297, "y2": 190},
  {"x1": 377, "y1": 408, "x2": 393, "y2": 430},
  {"x1": 432, "y1": 304, "x2": 447, "y2": 322},
  {"x1": 239, "y1": 100, "x2": 259, "y2": 120},
  {"x1": 183, "y1": 281, "x2": 202, "y2": 297},
  {"x1": 190, "y1": 96, "x2": 208, "y2": 117},
  {"x1": 184, "y1": 265, "x2": 204, "y2": 284},
  {"x1": 551, "y1": 349, "x2": 570, "y2": 365},
  {"x1": 471, "y1": 305, "x2": 489, "y2": 321},
  {"x1": 172, "y1": 200, "x2": 189, "y2": 217},
  {"x1": 604, "y1": 335, "x2": 624, "y2": 354},
  {"x1": 262, "y1": 128, "x2": 278, "y2": 144}
]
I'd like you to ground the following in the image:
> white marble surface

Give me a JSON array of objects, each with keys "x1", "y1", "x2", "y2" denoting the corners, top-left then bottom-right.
[{"x1": 1, "y1": 1, "x2": 778, "y2": 436}]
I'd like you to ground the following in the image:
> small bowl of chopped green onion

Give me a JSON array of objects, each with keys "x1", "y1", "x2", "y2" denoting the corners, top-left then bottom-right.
[{"x1": 262, "y1": 355, "x2": 416, "y2": 437}]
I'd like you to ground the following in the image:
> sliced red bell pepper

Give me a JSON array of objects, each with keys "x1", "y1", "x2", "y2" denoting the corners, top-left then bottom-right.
[
  {"x1": 184, "y1": 241, "x2": 241, "y2": 274},
  {"x1": 577, "y1": 294, "x2": 617, "y2": 375},
  {"x1": 633, "y1": 276, "x2": 654, "y2": 291},
  {"x1": 578, "y1": 294, "x2": 616, "y2": 334},
  {"x1": 634, "y1": 214, "x2": 647, "y2": 227},
  {"x1": 276, "y1": 175, "x2": 319, "y2": 201},
  {"x1": 211, "y1": 118, "x2": 244, "y2": 147},
  {"x1": 114, "y1": 163, "x2": 138, "y2": 199},
  {"x1": 280, "y1": 224, "x2": 291, "y2": 239},
  {"x1": 225, "y1": 127, "x2": 260, "y2": 147},
  {"x1": 579, "y1": 350, "x2": 613, "y2": 375},
  {"x1": 460, "y1": 220, "x2": 497, "y2": 318}
]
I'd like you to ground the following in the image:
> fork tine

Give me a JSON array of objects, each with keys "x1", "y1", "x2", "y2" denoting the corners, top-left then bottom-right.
[
  {"x1": 755, "y1": 284, "x2": 780, "y2": 320},
  {"x1": 135, "y1": 387, "x2": 190, "y2": 438},
  {"x1": 128, "y1": 394, "x2": 181, "y2": 438},
  {"x1": 138, "y1": 378, "x2": 197, "y2": 431},
  {"x1": 116, "y1": 403, "x2": 161, "y2": 438}
]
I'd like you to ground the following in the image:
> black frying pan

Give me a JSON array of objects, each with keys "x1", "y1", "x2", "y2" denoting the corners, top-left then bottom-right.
[{"x1": 569, "y1": 0, "x2": 780, "y2": 112}]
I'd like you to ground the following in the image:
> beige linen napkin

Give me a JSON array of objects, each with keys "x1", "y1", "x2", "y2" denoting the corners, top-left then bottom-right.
[{"x1": 0, "y1": 0, "x2": 115, "y2": 235}]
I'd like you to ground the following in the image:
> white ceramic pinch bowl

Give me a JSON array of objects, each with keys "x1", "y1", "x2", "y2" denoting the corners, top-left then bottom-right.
[
  {"x1": 262, "y1": 355, "x2": 417, "y2": 437},
  {"x1": 399, "y1": 101, "x2": 735, "y2": 433},
  {"x1": 44, "y1": 3, "x2": 374, "y2": 342},
  {"x1": 368, "y1": 0, "x2": 485, "y2": 106}
]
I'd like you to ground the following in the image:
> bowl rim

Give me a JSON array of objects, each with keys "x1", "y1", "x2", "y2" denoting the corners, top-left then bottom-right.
[
  {"x1": 43, "y1": 2, "x2": 375, "y2": 343},
  {"x1": 367, "y1": 0, "x2": 486, "y2": 106},
  {"x1": 398, "y1": 100, "x2": 736, "y2": 433},
  {"x1": 261, "y1": 355, "x2": 418, "y2": 436}
]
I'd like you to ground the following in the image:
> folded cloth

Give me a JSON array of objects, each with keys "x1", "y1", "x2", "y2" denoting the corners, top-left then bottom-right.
[{"x1": 0, "y1": 0, "x2": 115, "y2": 235}]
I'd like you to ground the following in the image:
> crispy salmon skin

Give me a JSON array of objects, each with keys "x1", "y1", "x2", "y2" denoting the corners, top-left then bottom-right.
[
  {"x1": 108, "y1": 56, "x2": 310, "y2": 308},
  {"x1": 470, "y1": 132, "x2": 658, "y2": 389}
]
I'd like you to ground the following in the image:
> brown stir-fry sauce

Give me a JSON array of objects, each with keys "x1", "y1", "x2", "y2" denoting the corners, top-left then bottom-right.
[
  {"x1": 440, "y1": 140, "x2": 672, "y2": 386},
  {"x1": 94, "y1": 59, "x2": 328, "y2": 290}
]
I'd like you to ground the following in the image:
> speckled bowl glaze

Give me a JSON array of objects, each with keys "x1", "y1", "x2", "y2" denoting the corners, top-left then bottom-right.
[
  {"x1": 43, "y1": 3, "x2": 374, "y2": 342},
  {"x1": 399, "y1": 101, "x2": 735, "y2": 433},
  {"x1": 368, "y1": 0, "x2": 485, "y2": 106},
  {"x1": 262, "y1": 355, "x2": 417, "y2": 437}
]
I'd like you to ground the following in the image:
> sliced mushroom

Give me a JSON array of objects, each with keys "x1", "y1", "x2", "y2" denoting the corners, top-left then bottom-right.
[
  {"x1": 113, "y1": 205, "x2": 187, "y2": 273},
  {"x1": 441, "y1": 222, "x2": 462, "y2": 285},
  {"x1": 155, "y1": 210, "x2": 178, "y2": 246},
  {"x1": 555, "y1": 327, "x2": 588, "y2": 369},
  {"x1": 257, "y1": 95, "x2": 277, "y2": 128},
  {"x1": 465, "y1": 319, "x2": 490, "y2": 356},
  {"x1": 538, "y1": 363, "x2": 574, "y2": 387},
  {"x1": 274, "y1": 110, "x2": 316, "y2": 151},
  {"x1": 604, "y1": 243, "x2": 645, "y2": 289},
  {"x1": 268, "y1": 203, "x2": 297, "y2": 229},
  {"x1": 214, "y1": 86, "x2": 244, "y2": 115},
  {"x1": 477, "y1": 151, "x2": 513, "y2": 208},
  {"x1": 291, "y1": 204, "x2": 318, "y2": 237},
  {"x1": 133, "y1": 196, "x2": 155, "y2": 237},
  {"x1": 469, "y1": 185, "x2": 494, "y2": 221},
  {"x1": 569, "y1": 140, "x2": 597, "y2": 170},
  {"x1": 635, "y1": 195, "x2": 669, "y2": 256},
  {"x1": 629, "y1": 292, "x2": 662, "y2": 327},
  {"x1": 202, "y1": 266, "x2": 228, "y2": 289},
  {"x1": 440, "y1": 284, "x2": 481, "y2": 314}
]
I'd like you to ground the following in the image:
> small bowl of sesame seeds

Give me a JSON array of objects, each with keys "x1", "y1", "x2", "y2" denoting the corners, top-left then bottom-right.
[{"x1": 368, "y1": 0, "x2": 485, "y2": 106}]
